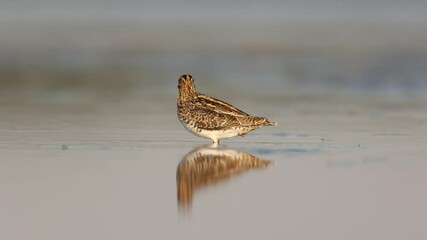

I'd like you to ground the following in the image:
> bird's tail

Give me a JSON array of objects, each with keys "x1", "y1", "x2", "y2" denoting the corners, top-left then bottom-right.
[
  {"x1": 242, "y1": 116, "x2": 277, "y2": 126},
  {"x1": 263, "y1": 119, "x2": 278, "y2": 126}
]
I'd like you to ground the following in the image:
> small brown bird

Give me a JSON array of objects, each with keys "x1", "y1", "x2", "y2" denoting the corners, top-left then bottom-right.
[{"x1": 177, "y1": 74, "x2": 277, "y2": 144}]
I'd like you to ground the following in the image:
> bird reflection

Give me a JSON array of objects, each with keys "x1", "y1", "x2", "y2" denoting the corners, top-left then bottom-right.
[{"x1": 177, "y1": 145, "x2": 274, "y2": 212}]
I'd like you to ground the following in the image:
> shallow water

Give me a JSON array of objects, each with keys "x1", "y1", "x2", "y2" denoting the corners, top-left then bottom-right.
[{"x1": 1, "y1": 94, "x2": 427, "y2": 240}]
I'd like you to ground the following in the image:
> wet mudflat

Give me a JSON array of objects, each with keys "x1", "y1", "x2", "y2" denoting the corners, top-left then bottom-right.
[{"x1": 0, "y1": 94, "x2": 426, "y2": 240}]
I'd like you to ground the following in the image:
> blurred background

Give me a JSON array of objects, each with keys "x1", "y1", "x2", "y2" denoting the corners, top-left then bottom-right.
[
  {"x1": 2, "y1": 2, "x2": 427, "y2": 240},
  {"x1": 1, "y1": 0, "x2": 427, "y2": 108}
]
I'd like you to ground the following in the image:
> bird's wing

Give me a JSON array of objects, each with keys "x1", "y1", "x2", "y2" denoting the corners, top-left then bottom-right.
[
  {"x1": 190, "y1": 105, "x2": 242, "y2": 130},
  {"x1": 195, "y1": 94, "x2": 249, "y2": 117}
]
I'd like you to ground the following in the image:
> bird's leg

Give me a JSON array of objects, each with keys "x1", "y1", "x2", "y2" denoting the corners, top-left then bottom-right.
[{"x1": 211, "y1": 138, "x2": 219, "y2": 147}]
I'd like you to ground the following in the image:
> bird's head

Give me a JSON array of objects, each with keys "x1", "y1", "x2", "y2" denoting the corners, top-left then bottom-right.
[{"x1": 178, "y1": 74, "x2": 196, "y2": 101}]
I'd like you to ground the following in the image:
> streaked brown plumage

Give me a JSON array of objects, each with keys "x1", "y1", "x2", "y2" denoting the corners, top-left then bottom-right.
[
  {"x1": 177, "y1": 145, "x2": 273, "y2": 210},
  {"x1": 177, "y1": 74, "x2": 277, "y2": 144}
]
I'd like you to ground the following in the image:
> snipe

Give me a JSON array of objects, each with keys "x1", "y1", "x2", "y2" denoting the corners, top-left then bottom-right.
[{"x1": 177, "y1": 74, "x2": 277, "y2": 144}]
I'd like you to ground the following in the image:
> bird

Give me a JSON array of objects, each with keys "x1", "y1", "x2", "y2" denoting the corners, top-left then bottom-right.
[{"x1": 177, "y1": 74, "x2": 277, "y2": 144}]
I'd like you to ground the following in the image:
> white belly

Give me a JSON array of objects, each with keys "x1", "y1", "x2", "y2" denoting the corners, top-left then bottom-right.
[{"x1": 181, "y1": 121, "x2": 239, "y2": 142}]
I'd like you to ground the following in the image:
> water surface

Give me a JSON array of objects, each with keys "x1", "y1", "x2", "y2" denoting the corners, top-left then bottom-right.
[{"x1": 0, "y1": 94, "x2": 426, "y2": 240}]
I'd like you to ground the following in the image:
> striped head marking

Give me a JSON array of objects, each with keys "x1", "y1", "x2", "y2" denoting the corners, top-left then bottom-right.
[
  {"x1": 178, "y1": 74, "x2": 194, "y2": 88},
  {"x1": 178, "y1": 74, "x2": 196, "y2": 101}
]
